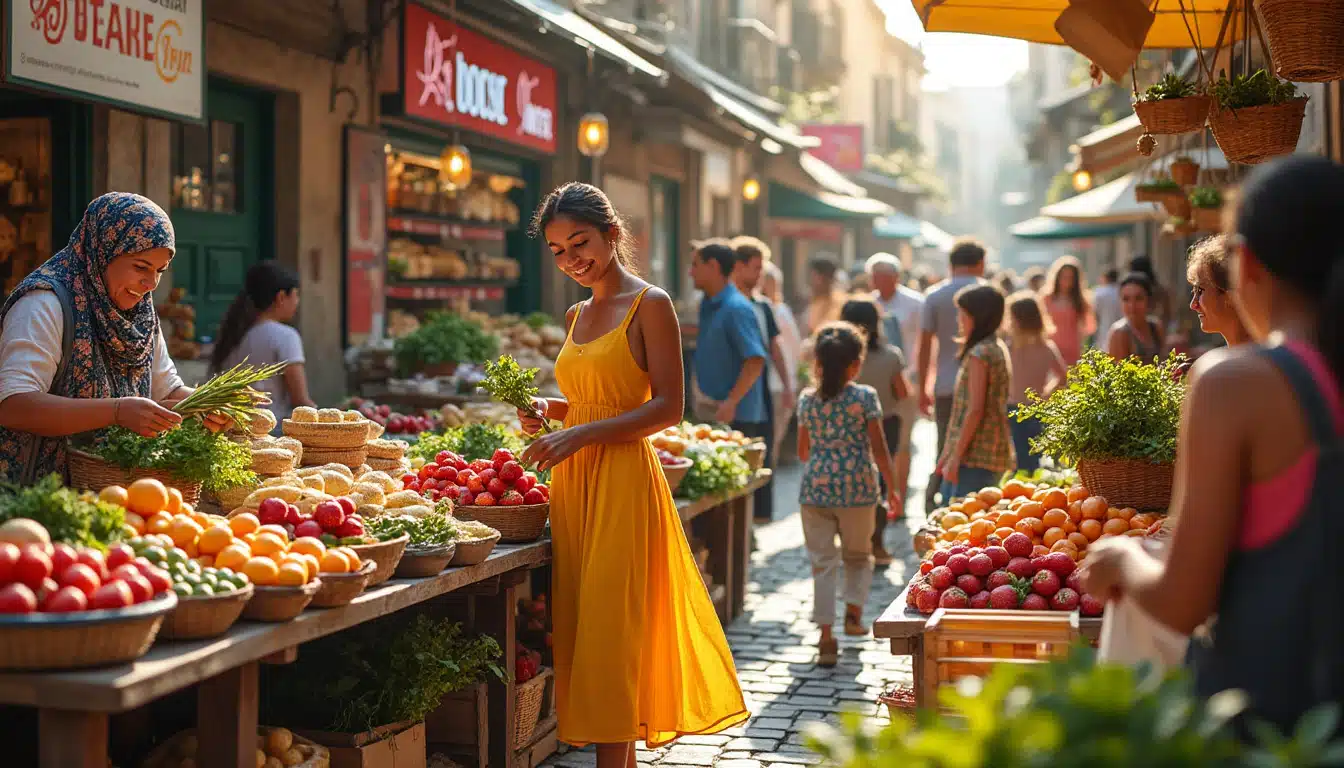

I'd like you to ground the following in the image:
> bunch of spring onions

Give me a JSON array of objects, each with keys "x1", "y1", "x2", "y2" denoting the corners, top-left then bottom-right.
[{"x1": 170, "y1": 360, "x2": 286, "y2": 426}]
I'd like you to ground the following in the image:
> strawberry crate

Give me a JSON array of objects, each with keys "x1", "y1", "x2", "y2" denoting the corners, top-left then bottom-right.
[{"x1": 920, "y1": 609, "x2": 1078, "y2": 704}]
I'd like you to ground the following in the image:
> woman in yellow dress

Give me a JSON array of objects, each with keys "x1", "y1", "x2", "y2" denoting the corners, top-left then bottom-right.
[{"x1": 519, "y1": 183, "x2": 748, "y2": 767}]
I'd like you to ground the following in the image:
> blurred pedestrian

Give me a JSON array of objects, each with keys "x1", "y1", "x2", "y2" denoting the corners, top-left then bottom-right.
[
  {"x1": 1092, "y1": 267, "x2": 1122, "y2": 351},
  {"x1": 1042, "y1": 255, "x2": 1095, "y2": 365},
  {"x1": 805, "y1": 256, "x2": 846, "y2": 334},
  {"x1": 994, "y1": 269, "x2": 1018, "y2": 297},
  {"x1": 1106, "y1": 272, "x2": 1164, "y2": 361},
  {"x1": 1005, "y1": 292, "x2": 1066, "y2": 471},
  {"x1": 1128, "y1": 254, "x2": 1172, "y2": 332},
  {"x1": 760, "y1": 262, "x2": 802, "y2": 461},
  {"x1": 1023, "y1": 266, "x2": 1047, "y2": 293},
  {"x1": 866, "y1": 253, "x2": 922, "y2": 508}
]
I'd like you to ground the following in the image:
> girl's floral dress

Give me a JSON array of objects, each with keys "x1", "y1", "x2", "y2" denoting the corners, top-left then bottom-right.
[{"x1": 797, "y1": 383, "x2": 881, "y2": 508}]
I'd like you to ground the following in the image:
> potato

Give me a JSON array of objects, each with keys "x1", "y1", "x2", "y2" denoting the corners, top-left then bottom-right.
[
  {"x1": 356, "y1": 470, "x2": 398, "y2": 494},
  {"x1": 280, "y1": 748, "x2": 305, "y2": 767},
  {"x1": 243, "y1": 485, "x2": 303, "y2": 506},
  {"x1": 384, "y1": 490, "x2": 424, "y2": 509}
]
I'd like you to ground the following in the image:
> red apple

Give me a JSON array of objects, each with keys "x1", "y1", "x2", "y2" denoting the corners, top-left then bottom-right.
[
  {"x1": 0, "y1": 583, "x2": 37, "y2": 614},
  {"x1": 334, "y1": 518, "x2": 365, "y2": 539},
  {"x1": 294, "y1": 520, "x2": 325, "y2": 539},
  {"x1": 336, "y1": 497, "x2": 356, "y2": 517},
  {"x1": 284, "y1": 504, "x2": 304, "y2": 525},
  {"x1": 257, "y1": 498, "x2": 288, "y2": 526},
  {"x1": 314, "y1": 501, "x2": 346, "y2": 531},
  {"x1": 89, "y1": 580, "x2": 134, "y2": 611}
]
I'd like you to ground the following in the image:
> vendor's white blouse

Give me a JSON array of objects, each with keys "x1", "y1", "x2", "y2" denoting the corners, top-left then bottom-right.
[{"x1": 0, "y1": 291, "x2": 183, "y2": 405}]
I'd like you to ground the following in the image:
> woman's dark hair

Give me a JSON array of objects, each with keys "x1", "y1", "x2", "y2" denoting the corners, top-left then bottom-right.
[
  {"x1": 530, "y1": 182, "x2": 636, "y2": 272},
  {"x1": 809, "y1": 256, "x2": 838, "y2": 281},
  {"x1": 1022, "y1": 266, "x2": 1046, "y2": 290},
  {"x1": 1237, "y1": 155, "x2": 1344, "y2": 376},
  {"x1": 1186, "y1": 234, "x2": 1231, "y2": 292},
  {"x1": 948, "y1": 237, "x2": 987, "y2": 268},
  {"x1": 1120, "y1": 271, "x2": 1154, "y2": 298},
  {"x1": 210, "y1": 261, "x2": 299, "y2": 373},
  {"x1": 812, "y1": 322, "x2": 866, "y2": 400},
  {"x1": 1128, "y1": 255, "x2": 1156, "y2": 281},
  {"x1": 1046, "y1": 255, "x2": 1091, "y2": 316},
  {"x1": 839, "y1": 298, "x2": 882, "y2": 352},
  {"x1": 954, "y1": 284, "x2": 1006, "y2": 360},
  {"x1": 1007, "y1": 290, "x2": 1051, "y2": 341}
]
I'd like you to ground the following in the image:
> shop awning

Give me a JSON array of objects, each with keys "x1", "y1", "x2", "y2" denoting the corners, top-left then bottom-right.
[
  {"x1": 768, "y1": 183, "x2": 895, "y2": 221},
  {"x1": 908, "y1": 1, "x2": 1241, "y2": 48},
  {"x1": 1039, "y1": 173, "x2": 1164, "y2": 224},
  {"x1": 1009, "y1": 216, "x2": 1133, "y2": 241},
  {"x1": 704, "y1": 84, "x2": 819, "y2": 153},
  {"x1": 917, "y1": 220, "x2": 956, "y2": 251},
  {"x1": 504, "y1": 0, "x2": 664, "y2": 79},
  {"x1": 873, "y1": 210, "x2": 923, "y2": 239}
]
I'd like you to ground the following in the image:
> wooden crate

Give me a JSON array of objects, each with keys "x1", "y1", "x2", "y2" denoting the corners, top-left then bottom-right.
[
  {"x1": 425, "y1": 683, "x2": 488, "y2": 768},
  {"x1": 920, "y1": 609, "x2": 1078, "y2": 704}
]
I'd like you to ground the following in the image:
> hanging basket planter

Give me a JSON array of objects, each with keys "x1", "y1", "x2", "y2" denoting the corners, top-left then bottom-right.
[
  {"x1": 1158, "y1": 192, "x2": 1191, "y2": 220},
  {"x1": 1255, "y1": 0, "x2": 1344, "y2": 83},
  {"x1": 1169, "y1": 158, "x2": 1200, "y2": 187},
  {"x1": 1192, "y1": 207, "x2": 1223, "y2": 232},
  {"x1": 1133, "y1": 96, "x2": 1211, "y2": 135},
  {"x1": 1209, "y1": 98, "x2": 1308, "y2": 165}
]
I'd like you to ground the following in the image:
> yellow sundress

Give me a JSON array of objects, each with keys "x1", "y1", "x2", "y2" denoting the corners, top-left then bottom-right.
[{"x1": 550, "y1": 286, "x2": 749, "y2": 747}]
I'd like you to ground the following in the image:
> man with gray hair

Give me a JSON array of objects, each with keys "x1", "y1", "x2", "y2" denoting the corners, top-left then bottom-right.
[{"x1": 866, "y1": 252, "x2": 924, "y2": 511}]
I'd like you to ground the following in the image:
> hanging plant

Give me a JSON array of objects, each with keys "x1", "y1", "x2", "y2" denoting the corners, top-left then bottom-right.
[
  {"x1": 1169, "y1": 156, "x2": 1200, "y2": 186},
  {"x1": 1208, "y1": 68, "x2": 1308, "y2": 165},
  {"x1": 1256, "y1": 0, "x2": 1344, "y2": 83},
  {"x1": 1189, "y1": 186, "x2": 1224, "y2": 231},
  {"x1": 1133, "y1": 73, "x2": 1211, "y2": 136},
  {"x1": 1135, "y1": 175, "x2": 1182, "y2": 204}
]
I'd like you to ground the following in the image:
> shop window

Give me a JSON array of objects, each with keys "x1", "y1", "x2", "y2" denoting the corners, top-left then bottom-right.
[
  {"x1": 0, "y1": 118, "x2": 52, "y2": 296},
  {"x1": 171, "y1": 120, "x2": 242, "y2": 213}
]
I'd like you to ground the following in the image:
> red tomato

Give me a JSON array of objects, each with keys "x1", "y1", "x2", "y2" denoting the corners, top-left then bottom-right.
[
  {"x1": 0, "y1": 542, "x2": 20, "y2": 584},
  {"x1": 111, "y1": 563, "x2": 141, "y2": 583},
  {"x1": 131, "y1": 558, "x2": 159, "y2": 578},
  {"x1": 144, "y1": 568, "x2": 173, "y2": 595},
  {"x1": 36, "y1": 577, "x2": 58, "y2": 603},
  {"x1": 76, "y1": 549, "x2": 109, "y2": 581},
  {"x1": 89, "y1": 580, "x2": 134, "y2": 611},
  {"x1": 57, "y1": 563, "x2": 102, "y2": 598},
  {"x1": 122, "y1": 574, "x2": 153, "y2": 603},
  {"x1": 105, "y1": 544, "x2": 135, "y2": 572},
  {"x1": 0, "y1": 583, "x2": 36, "y2": 614},
  {"x1": 13, "y1": 546, "x2": 53, "y2": 591},
  {"x1": 50, "y1": 543, "x2": 77, "y2": 577},
  {"x1": 42, "y1": 585, "x2": 88, "y2": 613}
]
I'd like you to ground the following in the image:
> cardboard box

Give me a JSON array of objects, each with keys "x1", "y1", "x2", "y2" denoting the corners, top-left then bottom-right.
[{"x1": 297, "y1": 721, "x2": 427, "y2": 768}]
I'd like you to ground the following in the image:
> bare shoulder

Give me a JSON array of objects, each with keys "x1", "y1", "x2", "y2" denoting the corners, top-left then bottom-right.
[
  {"x1": 564, "y1": 302, "x2": 583, "y2": 329},
  {"x1": 1187, "y1": 345, "x2": 1279, "y2": 408},
  {"x1": 634, "y1": 285, "x2": 675, "y2": 316}
]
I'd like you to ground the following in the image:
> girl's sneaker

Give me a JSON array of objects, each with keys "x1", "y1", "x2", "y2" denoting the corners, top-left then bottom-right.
[
  {"x1": 872, "y1": 544, "x2": 894, "y2": 566},
  {"x1": 844, "y1": 610, "x2": 869, "y2": 637},
  {"x1": 818, "y1": 637, "x2": 839, "y2": 667}
]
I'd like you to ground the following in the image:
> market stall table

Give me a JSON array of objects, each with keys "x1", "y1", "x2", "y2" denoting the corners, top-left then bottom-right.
[
  {"x1": 0, "y1": 540, "x2": 552, "y2": 768},
  {"x1": 676, "y1": 470, "x2": 771, "y2": 625},
  {"x1": 874, "y1": 581, "x2": 1102, "y2": 708}
]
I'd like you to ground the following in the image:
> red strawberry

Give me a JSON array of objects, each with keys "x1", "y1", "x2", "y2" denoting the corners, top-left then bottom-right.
[
  {"x1": 906, "y1": 579, "x2": 924, "y2": 607},
  {"x1": 931, "y1": 550, "x2": 951, "y2": 567},
  {"x1": 928, "y1": 565, "x2": 955, "y2": 591},
  {"x1": 1029, "y1": 555, "x2": 1050, "y2": 573},
  {"x1": 1006, "y1": 557, "x2": 1034, "y2": 579},
  {"x1": 986, "y1": 570, "x2": 1013, "y2": 590},
  {"x1": 984, "y1": 546, "x2": 1010, "y2": 569},
  {"x1": 1003, "y1": 532, "x2": 1033, "y2": 558},
  {"x1": 470, "y1": 459, "x2": 494, "y2": 474},
  {"x1": 1021, "y1": 594, "x2": 1049, "y2": 611},
  {"x1": 500, "y1": 490, "x2": 525, "y2": 507},
  {"x1": 500, "y1": 461, "x2": 524, "y2": 482},
  {"x1": 956, "y1": 574, "x2": 982, "y2": 594},
  {"x1": 481, "y1": 468, "x2": 498, "y2": 483},
  {"x1": 514, "y1": 474, "x2": 536, "y2": 493},
  {"x1": 523, "y1": 488, "x2": 546, "y2": 505},
  {"x1": 919, "y1": 560, "x2": 934, "y2": 574},
  {"x1": 1065, "y1": 570, "x2": 1084, "y2": 594},
  {"x1": 492, "y1": 448, "x2": 516, "y2": 468},
  {"x1": 443, "y1": 485, "x2": 463, "y2": 501},
  {"x1": 1043, "y1": 552, "x2": 1076, "y2": 577},
  {"x1": 1080, "y1": 593, "x2": 1105, "y2": 616},
  {"x1": 939, "y1": 587, "x2": 970, "y2": 609},
  {"x1": 534, "y1": 484, "x2": 549, "y2": 501},
  {"x1": 967, "y1": 553, "x2": 994, "y2": 577},
  {"x1": 989, "y1": 584, "x2": 1021, "y2": 609},
  {"x1": 1031, "y1": 569, "x2": 1061, "y2": 597},
  {"x1": 945, "y1": 554, "x2": 970, "y2": 576},
  {"x1": 969, "y1": 590, "x2": 992, "y2": 609},
  {"x1": 474, "y1": 492, "x2": 497, "y2": 507},
  {"x1": 915, "y1": 585, "x2": 942, "y2": 614},
  {"x1": 965, "y1": 547, "x2": 984, "y2": 558},
  {"x1": 487, "y1": 478, "x2": 508, "y2": 498},
  {"x1": 1050, "y1": 587, "x2": 1081, "y2": 612},
  {"x1": 458, "y1": 492, "x2": 475, "y2": 506},
  {"x1": 948, "y1": 544, "x2": 968, "y2": 557}
]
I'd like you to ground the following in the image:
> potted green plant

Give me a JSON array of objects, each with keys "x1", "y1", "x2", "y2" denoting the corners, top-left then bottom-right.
[
  {"x1": 392, "y1": 311, "x2": 498, "y2": 377},
  {"x1": 1209, "y1": 68, "x2": 1308, "y2": 165},
  {"x1": 1013, "y1": 349, "x2": 1186, "y2": 510},
  {"x1": 1134, "y1": 175, "x2": 1182, "y2": 204},
  {"x1": 1133, "y1": 72, "x2": 1211, "y2": 135},
  {"x1": 1169, "y1": 155, "x2": 1200, "y2": 186},
  {"x1": 1189, "y1": 186, "x2": 1224, "y2": 232}
]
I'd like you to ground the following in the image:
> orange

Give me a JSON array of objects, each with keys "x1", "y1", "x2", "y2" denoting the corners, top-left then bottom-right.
[
  {"x1": 961, "y1": 499, "x2": 988, "y2": 516},
  {"x1": 1050, "y1": 538, "x2": 1077, "y2": 554},
  {"x1": 1024, "y1": 517, "x2": 1046, "y2": 535},
  {"x1": 181, "y1": 541, "x2": 199, "y2": 558},
  {"x1": 198, "y1": 525, "x2": 235, "y2": 556},
  {"x1": 215, "y1": 545, "x2": 250, "y2": 571},
  {"x1": 229, "y1": 513, "x2": 261, "y2": 537},
  {"x1": 190, "y1": 511, "x2": 212, "y2": 529},
  {"x1": 1016, "y1": 501, "x2": 1045, "y2": 520},
  {"x1": 299, "y1": 554, "x2": 321, "y2": 581},
  {"x1": 1081, "y1": 497, "x2": 1109, "y2": 520},
  {"x1": 1031, "y1": 544, "x2": 1050, "y2": 557},
  {"x1": 1124, "y1": 528, "x2": 1149, "y2": 537},
  {"x1": 124, "y1": 512, "x2": 146, "y2": 535},
  {"x1": 1102, "y1": 518, "x2": 1131, "y2": 537},
  {"x1": 994, "y1": 526, "x2": 1016, "y2": 540},
  {"x1": 99, "y1": 485, "x2": 129, "y2": 508},
  {"x1": 169, "y1": 517, "x2": 204, "y2": 549},
  {"x1": 165, "y1": 487, "x2": 183, "y2": 515},
  {"x1": 1031, "y1": 487, "x2": 1051, "y2": 502},
  {"x1": 1014, "y1": 518, "x2": 1037, "y2": 537},
  {"x1": 1043, "y1": 527, "x2": 1066, "y2": 547},
  {"x1": 968, "y1": 519, "x2": 993, "y2": 543},
  {"x1": 1067, "y1": 532, "x2": 1090, "y2": 551},
  {"x1": 1001, "y1": 480, "x2": 1030, "y2": 500},
  {"x1": 259, "y1": 524, "x2": 290, "y2": 541},
  {"x1": 276, "y1": 562, "x2": 309, "y2": 587},
  {"x1": 336, "y1": 548, "x2": 363, "y2": 570},
  {"x1": 242, "y1": 556, "x2": 280, "y2": 586},
  {"x1": 1041, "y1": 509, "x2": 1068, "y2": 529},
  {"x1": 948, "y1": 502, "x2": 964, "y2": 514},
  {"x1": 1067, "y1": 485, "x2": 1090, "y2": 503},
  {"x1": 146, "y1": 511, "x2": 174, "y2": 535},
  {"x1": 1079, "y1": 519, "x2": 1103, "y2": 541},
  {"x1": 194, "y1": 555, "x2": 215, "y2": 568},
  {"x1": 996, "y1": 511, "x2": 1019, "y2": 529},
  {"x1": 1039, "y1": 489, "x2": 1068, "y2": 512},
  {"x1": 1116, "y1": 507, "x2": 1137, "y2": 521},
  {"x1": 939, "y1": 511, "x2": 969, "y2": 531},
  {"x1": 1131, "y1": 515, "x2": 1156, "y2": 530},
  {"x1": 126, "y1": 478, "x2": 169, "y2": 517},
  {"x1": 976, "y1": 487, "x2": 1003, "y2": 506},
  {"x1": 1067, "y1": 501, "x2": 1084, "y2": 523},
  {"x1": 251, "y1": 532, "x2": 288, "y2": 557},
  {"x1": 1061, "y1": 520, "x2": 1078, "y2": 535},
  {"x1": 289, "y1": 537, "x2": 326, "y2": 559},
  {"x1": 319, "y1": 550, "x2": 351, "y2": 574}
]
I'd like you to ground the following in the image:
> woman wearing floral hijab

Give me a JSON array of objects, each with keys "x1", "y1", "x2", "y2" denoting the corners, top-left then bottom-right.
[{"x1": 0, "y1": 192, "x2": 213, "y2": 483}]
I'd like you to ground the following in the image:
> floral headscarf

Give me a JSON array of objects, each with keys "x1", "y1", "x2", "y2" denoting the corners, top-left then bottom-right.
[{"x1": 0, "y1": 192, "x2": 175, "y2": 482}]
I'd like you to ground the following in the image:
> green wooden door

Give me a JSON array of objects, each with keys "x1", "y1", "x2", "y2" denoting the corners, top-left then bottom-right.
[
  {"x1": 650, "y1": 176, "x2": 680, "y2": 297},
  {"x1": 169, "y1": 81, "x2": 272, "y2": 341}
]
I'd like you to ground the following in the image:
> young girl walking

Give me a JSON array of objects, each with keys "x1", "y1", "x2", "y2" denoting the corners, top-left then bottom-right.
[
  {"x1": 936, "y1": 285, "x2": 1015, "y2": 499},
  {"x1": 1006, "y1": 292, "x2": 1067, "y2": 471},
  {"x1": 796, "y1": 322, "x2": 900, "y2": 667}
]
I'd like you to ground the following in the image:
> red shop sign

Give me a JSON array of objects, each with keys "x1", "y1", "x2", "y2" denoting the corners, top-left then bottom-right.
[{"x1": 401, "y1": 2, "x2": 558, "y2": 154}]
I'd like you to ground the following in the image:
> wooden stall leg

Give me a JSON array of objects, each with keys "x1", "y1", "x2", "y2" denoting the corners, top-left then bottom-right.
[
  {"x1": 39, "y1": 709, "x2": 108, "y2": 768},
  {"x1": 729, "y1": 496, "x2": 751, "y2": 622},
  {"x1": 479, "y1": 570, "x2": 525, "y2": 768},
  {"x1": 915, "y1": 633, "x2": 934, "y2": 708},
  {"x1": 705, "y1": 504, "x2": 733, "y2": 624},
  {"x1": 197, "y1": 661, "x2": 260, "y2": 768}
]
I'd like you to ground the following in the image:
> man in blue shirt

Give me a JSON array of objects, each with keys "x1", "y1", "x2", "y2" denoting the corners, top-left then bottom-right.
[{"x1": 690, "y1": 238, "x2": 770, "y2": 437}]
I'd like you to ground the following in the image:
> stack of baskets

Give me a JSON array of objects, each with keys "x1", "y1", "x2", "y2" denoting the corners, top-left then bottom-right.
[
  {"x1": 365, "y1": 438, "x2": 411, "y2": 475},
  {"x1": 284, "y1": 407, "x2": 379, "y2": 470}
]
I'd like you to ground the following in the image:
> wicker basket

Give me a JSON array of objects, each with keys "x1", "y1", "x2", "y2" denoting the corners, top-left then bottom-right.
[
  {"x1": 661, "y1": 459, "x2": 693, "y2": 495},
  {"x1": 310, "y1": 559, "x2": 377, "y2": 608},
  {"x1": 241, "y1": 580, "x2": 320, "y2": 622},
  {"x1": 159, "y1": 584, "x2": 254, "y2": 640},
  {"x1": 1257, "y1": 0, "x2": 1344, "y2": 82},
  {"x1": 454, "y1": 504, "x2": 549, "y2": 543},
  {"x1": 394, "y1": 543, "x2": 458, "y2": 578},
  {"x1": 1076, "y1": 457, "x2": 1174, "y2": 511},
  {"x1": 743, "y1": 444, "x2": 767, "y2": 470},
  {"x1": 449, "y1": 533, "x2": 501, "y2": 566},
  {"x1": 66, "y1": 448, "x2": 203, "y2": 504},
  {"x1": 1158, "y1": 191, "x2": 1191, "y2": 219},
  {"x1": 878, "y1": 685, "x2": 917, "y2": 721},
  {"x1": 1192, "y1": 206, "x2": 1223, "y2": 232},
  {"x1": 0, "y1": 592, "x2": 177, "y2": 670},
  {"x1": 1134, "y1": 186, "x2": 1170, "y2": 204},
  {"x1": 1169, "y1": 158, "x2": 1199, "y2": 187},
  {"x1": 1133, "y1": 96, "x2": 1211, "y2": 135},
  {"x1": 348, "y1": 533, "x2": 410, "y2": 586},
  {"x1": 299, "y1": 446, "x2": 369, "y2": 469},
  {"x1": 142, "y1": 728, "x2": 329, "y2": 768},
  {"x1": 1209, "y1": 98, "x2": 1308, "y2": 165},
  {"x1": 513, "y1": 668, "x2": 552, "y2": 750},
  {"x1": 282, "y1": 419, "x2": 371, "y2": 450}
]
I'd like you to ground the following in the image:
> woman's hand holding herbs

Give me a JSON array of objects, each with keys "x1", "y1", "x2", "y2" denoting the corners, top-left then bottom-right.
[
  {"x1": 520, "y1": 425, "x2": 590, "y2": 472},
  {"x1": 481, "y1": 355, "x2": 551, "y2": 434},
  {"x1": 517, "y1": 397, "x2": 549, "y2": 436},
  {"x1": 115, "y1": 397, "x2": 182, "y2": 437}
]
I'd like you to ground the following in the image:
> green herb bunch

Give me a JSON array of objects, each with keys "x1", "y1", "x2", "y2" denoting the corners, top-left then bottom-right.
[
  {"x1": 172, "y1": 361, "x2": 286, "y2": 425},
  {"x1": 1212, "y1": 68, "x2": 1300, "y2": 110},
  {"x1": 1013, "y1": 349, "x2": 1186, "y2": 465},
  {"x1": 0, "y1": 474, "x2": 126, "y2": 549},
  {"x1": 393, "y1": 312, "x2": 498, "y2": 376},
  {"x1": 89, "y1": 420, "x2": 257, "y2": 493},
  {"x1": 262, "y1": 613, "x2": 503, "y2": 733},
  {"x1": 1189, "y1": 186, "x2": 1224, "y2": 209},
  {"x1": 806, "y1": 646, "x2": 1344, "y2": 767},
  {"x1": 1137, "y1": 176, "x2": 1183, "y2": 192},
  {"x1": 678, "y1": 444, "x2": 752, "y2": 500},
  {"x1": 1138, "y1": 72, "x2": 1199, "y2": 102},
  {"x1": 480, "y1": 355, "x2": 549, "y2": 433},
  {"x1": 998, "y1": 466, "x2": 1080, "y2": 489},
  {"x1": 408, "y1": 423, "x2": 525, "y2": 463},
  {"x1": 524, "y1": 312, "x2": 554, "y2": 331},
  {"x1": 365, "y1": 513, "x2": 457, "y2": 547}
]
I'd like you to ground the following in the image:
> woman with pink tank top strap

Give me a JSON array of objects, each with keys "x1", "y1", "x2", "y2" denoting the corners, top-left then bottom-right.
[{"x1": 1081, "y1": 156, "x2": 1344, "y2": 740}]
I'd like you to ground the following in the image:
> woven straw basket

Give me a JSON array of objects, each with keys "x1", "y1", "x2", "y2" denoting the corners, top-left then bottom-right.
[
  {"x1": 448, "y1": 533, "x2": 501, "y2": 566},
  {"x1": 1076, "y1": 458, "x2": 1174, "y2": 511},
  {"x1": 0, "y1": 592, "x2": 177, "y2": 670},
  {"x1": 454, "y1": 503, "x2": 549, "y2": 543},
  {"x1": 513, "y1": 668, "x2": 552, "y2": 750},
  {"x1": 310, "y1": 559, "x2": 377, "y2": 608},
  {"x1": 160, "y1": 584, "x2": 254, "y2": 640},
  {"x1": 1209, "y1": 98, "x2": 1308, "y2": 165},
  {"x1": 393, "y1": 543, "x2": 457, "y2": 578},
  {"x1": 743, "y1": 444, "x2": 767, "y2": 470},
  {"x1": 67, "y1": 448, "x2": 203, "y2": 504},
  {"x1": 242, "y1": 580, "x2": 320, "y2": 622},
  {"x1": 1169, "y1": 158, "x2": 1200, "y2": 187},
  {"x1": 661, "y1": 459, "x2": 693, "y2": 495},
  {"x1": 299, "y1": 446, "x2": 369, "y2": 470},
  {"x1": 1192, "y1": 206, "x2": 1223, "y2": 232},
  {"x1": 349, "y1": 533, "x2": 410, "y2": 586},
  {"x1": 1257, "y1": 0, "x2": 1344, "y2": 82},
  {"x1": 1133, "y1": 96, "x2": 1210, "y2": 135},
  {"x1": 282, "y1": 419, "x2": 370, "y2": 449}
]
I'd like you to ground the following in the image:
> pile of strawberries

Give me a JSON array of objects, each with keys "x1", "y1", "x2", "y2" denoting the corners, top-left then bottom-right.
[
  {"x1": 404, "y1": 449, "x2": 549, "y2": 508},
  {"x1": 906, "y1": 531, "x2": 1104, "y2": 616}
]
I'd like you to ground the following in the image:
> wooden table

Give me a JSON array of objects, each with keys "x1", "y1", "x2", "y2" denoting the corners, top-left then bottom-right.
[
  {"x1": 2, "y1": 540, "x2": 551, "y2": 768},
  {"x1": 675, "y1": 471, "x2": 771, "y2": 625},
  {"x1": 874, "y1": 582, "x2": 1102, "y2": 708}
]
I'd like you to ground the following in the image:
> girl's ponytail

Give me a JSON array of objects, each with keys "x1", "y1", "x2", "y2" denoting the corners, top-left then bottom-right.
[
  {"x1": 812, "y1": 322, "x2": 865, "y2": 401},
  {"x1": 210, "y1": 294, "x2": 260, "y2": 374}
]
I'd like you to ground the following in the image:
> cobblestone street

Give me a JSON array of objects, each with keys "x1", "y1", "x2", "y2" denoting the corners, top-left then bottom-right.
[{"x1": 543, "y1": 421, "x2": 938, "y2": 768}]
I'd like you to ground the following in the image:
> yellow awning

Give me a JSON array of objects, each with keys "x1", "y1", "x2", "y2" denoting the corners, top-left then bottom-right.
[
  {"x1": 909, "y1": 1, "x2": 1242, "y2": 48},
  {"x1": 1040, "y1": 173, "x2": 1164, "y2": 224}
]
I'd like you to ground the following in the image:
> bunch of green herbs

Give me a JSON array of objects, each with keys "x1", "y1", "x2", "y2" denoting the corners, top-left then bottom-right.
[
  {"x1": 365, "y1": 512, "x2": 457, "y2": 547},
  {"x1": 1013, "y1": 349, "x2": 1186, "y2": 465},
  {"x1": 1189, "y1": 186, "x2": 1223, "y2": 209},
  {"x1": 1137, "y1": 72, "x2": 1199, "y2": 102},
  {"x1": 171, "y1": 361, "x2": 286, "y2": 425},
  {"x1": 479, "y1": 355, "x2": 550, "y2": 433},
  {"x1": 393, "y1": 312, "x2": 498, "y2": 376},
  {"x1": 1137, "y1": 176, "x2": 1182, "y2": 192},
  {"x1": 0, "y1": 474, "x2": 126, "y2": 549},
  {"x1": 1212, "y1": 68, "x2": 1300, "y2": 110},
  {"x1": 678, "y1": 443, "x2": 752, "y2": 500},
  {"x1": 88, "y1": 419, "x2": 257, "y2": 493},
  {"x1": 998, "y1": 466, "x2": 1079, "y2": 490},
  {"x1": 524, "y1": 312, "x2": 554, "y2": 330}
]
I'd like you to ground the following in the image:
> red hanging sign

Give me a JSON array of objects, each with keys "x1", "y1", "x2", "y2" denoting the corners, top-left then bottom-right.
[{"x1": 402, "y1": 2, "x2": 558, "y2": 154}]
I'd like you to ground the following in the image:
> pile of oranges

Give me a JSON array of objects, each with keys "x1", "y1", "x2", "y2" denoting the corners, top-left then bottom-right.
[
  {"x1": 103, "y1": 478, "x2": 363, "y2": 587},
  {"x1": 931, "y1": 479, "x2": 1163, "y2": 562}
]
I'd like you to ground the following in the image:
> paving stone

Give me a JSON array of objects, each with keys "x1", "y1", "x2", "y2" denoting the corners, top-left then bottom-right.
[
  {"x1": 745, "y1": 717, "x2": 793, "y2": 731},
  {"x1": 719, "y1": 752, "x2": 755, "y2": 760},
  {"x1": 781, "y1": 695, "x2": 835, "y2": 708},
  {"x1": 743, "y1": 728, "x2": 787, "y2": 739},
  {"x1": 674, "y1": 735, "x2": 731, "y2": 746},
  {"x1": 664, "y1": 745, "x2": 721, "y2": 758},
  {"x1": 724, "y1": 738, "x2": 780, "y2": 752},
  {"x1": 659, "y1": 755, "x2": 715, "y2": 766},
  {"x1": 717, "y1": 761, "x2": 763, "y2": 768}
]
